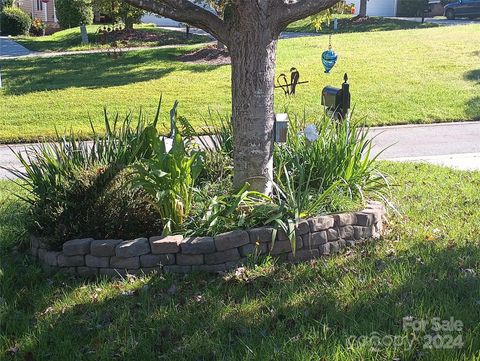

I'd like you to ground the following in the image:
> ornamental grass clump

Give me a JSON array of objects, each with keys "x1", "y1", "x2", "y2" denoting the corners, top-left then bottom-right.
[{"x1": 274, "y1": 112, "x2": 390, "y2": 214}]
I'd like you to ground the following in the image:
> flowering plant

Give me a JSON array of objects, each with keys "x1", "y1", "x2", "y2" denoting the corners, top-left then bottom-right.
[
  {"x1": 303, "y1": 124, "x2": 319, "y2": 142},
  {"x1": 30, "y1": 18, "x2": 46, "y2": 36}
]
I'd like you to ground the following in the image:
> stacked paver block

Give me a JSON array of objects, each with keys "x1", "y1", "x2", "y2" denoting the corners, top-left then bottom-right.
[{"x1": 31, "y1": 202, "x2": 386, "y2": 276}]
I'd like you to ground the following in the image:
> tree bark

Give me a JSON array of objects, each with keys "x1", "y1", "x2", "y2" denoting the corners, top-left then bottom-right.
[
  {"x1": 230, "y1": 35, "x2": 277, "y2": 194},
  {"x1": 359, "y1": 0, "x2": 367, "y2": 17},
  {"x1": 228, "y1": 5, "x2": 277, "y2": 194},
  {"x1": 121, "y1": 0, "x2": 341, "y2": 194}
]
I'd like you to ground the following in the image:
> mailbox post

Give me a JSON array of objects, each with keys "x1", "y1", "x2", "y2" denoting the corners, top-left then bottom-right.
[{"x1": 321, "y1": 73, "x2": 351, "y2": 121}]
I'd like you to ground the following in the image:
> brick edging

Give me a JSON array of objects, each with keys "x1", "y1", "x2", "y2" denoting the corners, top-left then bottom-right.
[{"x1": 31, "y1": 201, "x2": 386, "y2": 277}]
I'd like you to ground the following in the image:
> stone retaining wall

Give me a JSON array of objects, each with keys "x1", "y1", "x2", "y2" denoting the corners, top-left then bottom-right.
[{"x1": 31, "y1": 201, "x2": 386, "y2": 277}]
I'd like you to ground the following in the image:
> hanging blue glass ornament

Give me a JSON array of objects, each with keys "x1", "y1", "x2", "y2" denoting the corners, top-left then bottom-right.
[{"x1": 322, "y1": 34, "x2": 338, "y2": 74}]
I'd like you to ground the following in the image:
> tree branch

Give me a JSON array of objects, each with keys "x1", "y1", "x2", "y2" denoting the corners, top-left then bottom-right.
[
  {"x1": 276, "y1": 0, "x2": 341, "y2": 30},
  {"x1": 122, "y1": 0, "x2": 229, "y2": 44}
]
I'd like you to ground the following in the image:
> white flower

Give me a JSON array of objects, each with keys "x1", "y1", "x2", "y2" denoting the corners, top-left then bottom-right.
[{"x1": 304, "y1": 124, "x2": 319, "y2": 142}]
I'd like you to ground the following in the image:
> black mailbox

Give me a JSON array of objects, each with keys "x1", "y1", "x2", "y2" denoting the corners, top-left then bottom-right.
[{"x1": 321, "y1": 73, "x2": 351, "y2": 120}]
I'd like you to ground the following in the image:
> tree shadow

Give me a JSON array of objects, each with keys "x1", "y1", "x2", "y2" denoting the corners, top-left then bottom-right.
[
  {"x1": 1, "y1": 48, "x2": 224, "y2": 95},
  {"x1": 16, "y1": 32, "x2": 99, "y2": 52},
  {"x1": 465, "y1": 97, "x2": 480, "y2": 119},
  {"x1": 464, "y1": 69, "x2": 480, "y2": 84},
  {"x1": 3, "y1": 240, "x2": 480, "y2": 360}
]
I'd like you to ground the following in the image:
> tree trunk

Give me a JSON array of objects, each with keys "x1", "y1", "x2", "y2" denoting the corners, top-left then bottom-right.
[
  {"x1": 229, "y1": 24, "x2": 277, "y2": 194},
  {"x1": 359, "y1": 0, "x2": 367, "y2": 17}
]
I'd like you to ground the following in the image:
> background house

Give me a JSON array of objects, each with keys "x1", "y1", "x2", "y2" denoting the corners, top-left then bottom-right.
[
  {"x1": 350, "y1": 0, "x2": 399, "y2": 17},
  {"x1": 141, "y1": 14, "x2": 182, "y2": 27},
  {"x1": 14, "y1": 0, "x2": 57, "y2": 24}
]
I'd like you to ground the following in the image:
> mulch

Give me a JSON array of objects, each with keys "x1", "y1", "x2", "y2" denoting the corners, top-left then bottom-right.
[{"x1": 177, "y1": 45, "x2": 231, "y2": 65}]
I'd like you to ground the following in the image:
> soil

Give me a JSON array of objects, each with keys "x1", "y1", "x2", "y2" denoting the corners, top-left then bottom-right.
[{"x1": 177, "y1": 45, "x2": 231, "y2": 65}]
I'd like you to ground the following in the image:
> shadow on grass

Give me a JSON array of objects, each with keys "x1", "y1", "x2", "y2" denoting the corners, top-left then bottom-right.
[
  {"x1": 2, "y1": 240, "x2": 480, "y2": 360},
  {"x1": 1, "y1": 47, "x2": 224, "y2": 95},
  {"x1": 464, "y1": 69, "x2": 480, "y2": 84},
  {"x1": 17, "y1": 28, "x2": 209, "y2": 53},
  {"x1": 16, "y1": 32, "x2": 99, "y2": 53},
  {"x1": 2, "y1": 163, "x2": 480, "y2": 359},
  {"x1": 465, "y1": 96, "x2": 480, "y2": 119}
]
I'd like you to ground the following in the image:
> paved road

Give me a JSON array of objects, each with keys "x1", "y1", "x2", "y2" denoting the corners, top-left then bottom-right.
[
  {"x1": 0, "y1": 36, "x2": 32, "y2": 58},
  {"x1": 2, "y1": 121, "x2": 480, "y2": 180},
  {"x1": 370, "y1": 121, "x2": 480, "y2": 170}
]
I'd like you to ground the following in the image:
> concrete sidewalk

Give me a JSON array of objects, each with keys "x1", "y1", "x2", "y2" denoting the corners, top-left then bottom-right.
[{"x1": 1, "y1": 121, "x2": 480, "y2": 179}]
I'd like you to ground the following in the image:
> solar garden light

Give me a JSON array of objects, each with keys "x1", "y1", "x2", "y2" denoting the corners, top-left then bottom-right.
[{"x1": 274, "y1": 113, "x2": 289, "y2": 143}]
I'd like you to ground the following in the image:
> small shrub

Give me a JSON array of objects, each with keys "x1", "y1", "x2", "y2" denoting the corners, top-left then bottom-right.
[
  {"x1": 7, "y1": 101, "x2": 166, "y2": 250},
  {"x1": 55, "y1": 0, "x2": 93, "y2": 28},
  {"x1": 29, "y1": 166, "x2": 163, "y2": 249},
  {"x1": 0, "y1": 7, "x2": 31, "y2": 36}
]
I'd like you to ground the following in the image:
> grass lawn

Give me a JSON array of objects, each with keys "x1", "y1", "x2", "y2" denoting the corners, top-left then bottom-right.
[
  {"x1": 286, "y1": 15, "x2": 438, "y2": 33},
  {"x1": 15, "y1": 24, "x2": 210, "y2": 53},
  {"x1": 1, "y1": 25, "x2": 479, "y2": 143},
  {"x1": 2, "y1": 161, "x2": 480, "y2": 359}
]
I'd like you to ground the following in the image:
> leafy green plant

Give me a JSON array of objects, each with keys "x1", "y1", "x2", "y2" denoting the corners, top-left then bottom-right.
[
  {"x1": 0, "y1": 7, "x2": 31, "y2": 36},
  {"x1": 55, "y1": 0, "x2": 93, "y2": 28},
  {"x1": 130, "y1": 102, "x2": 204, "y2": 235},
  {"x1": 8, "y1": 101, "x2": 162, "y2": 204},
  {"x1": 92, "y1": 0, "x2": 145, "y2": 29},
  {"x1": 177, "y1": 111, "x2": 234, "y2": 183},
  {"x1": 186, "y1": 183, "x2": 274, "y2": 236}
]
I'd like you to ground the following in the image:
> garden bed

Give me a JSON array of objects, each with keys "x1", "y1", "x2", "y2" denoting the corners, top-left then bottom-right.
[
  {"x1": 7, "y1": 100, "x2": 390, "y2": 278},
  {"x1": 31, "y1": 202, "x2": 386, "y2": 276}
]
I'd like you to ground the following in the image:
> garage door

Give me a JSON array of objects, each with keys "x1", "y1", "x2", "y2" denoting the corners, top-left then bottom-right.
[{"x1": 351, "y1": 0, "x2": 398, "y2": 17}]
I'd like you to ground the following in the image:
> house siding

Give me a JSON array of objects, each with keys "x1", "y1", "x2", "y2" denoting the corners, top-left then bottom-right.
[
  {"x1": 16, "y1": 0, "x2": 57, "y2": 24},
  {"x1": 351, "y1": 0, "x2": 398, "y2": 17}
]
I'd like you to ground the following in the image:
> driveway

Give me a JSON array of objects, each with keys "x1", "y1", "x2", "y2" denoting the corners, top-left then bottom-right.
[
  {"x1": 0, "y1": 36, "x2": 32, "y2": 58},
  {"x1": 392, "y1": 17, "x2": 480, "y2": 26}
]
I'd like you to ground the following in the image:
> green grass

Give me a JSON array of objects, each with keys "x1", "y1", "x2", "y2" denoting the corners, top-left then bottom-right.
[
  {"x1": 286, "y1": 15, "x2": 438, "y2": 33},
  {"x1": 2, "y1": 161, "x2": 480, "y2": 360},
  {"x1": 14, "y1": 24, "x2": 210, "y2": 52},
  {"x1": 1, "y1": 25, "x2": 480, "y2": 143}
]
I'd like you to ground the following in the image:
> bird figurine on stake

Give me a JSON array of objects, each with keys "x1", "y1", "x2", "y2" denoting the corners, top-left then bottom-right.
[{"x1": 322, "y1": 34, "x2": 338, "y2": 74}]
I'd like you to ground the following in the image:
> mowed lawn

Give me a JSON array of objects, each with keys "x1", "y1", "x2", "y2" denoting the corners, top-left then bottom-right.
[
  {"x1": 1, "y1": 25, "x2": 479, "y2": 142},
  {"x1": 2, "y1": 162, "x2": 480, "y2": 360},
  {"x1": 15, "y1": 24, "x2": 210, "y2": 52}
]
